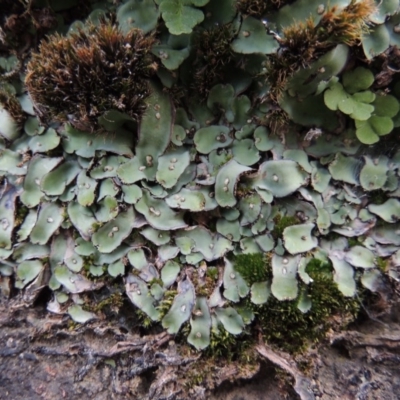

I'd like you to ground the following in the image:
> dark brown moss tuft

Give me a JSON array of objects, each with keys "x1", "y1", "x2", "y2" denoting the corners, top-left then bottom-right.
[
  {"x1": 25, "y1": 21, "x2": 157, "y2": 132},
  {"x1": 0, "y1": 1, "x2": 58, "y2": 54},
  {"x1": 281, "y1": 0, "x2": 375, "y2": 53},
  {"x1": 0, "y1": 85, "x2": 25, "y2": 124},
  {"x1": 190, "y1": 24, "x2": 236, "y2": 100},
  {"x1": 265, "y1": 0, "x2": 376, "y2": 102},
  {"x1": 236, "y1": 0, "x2": 293, "y2": 17}
]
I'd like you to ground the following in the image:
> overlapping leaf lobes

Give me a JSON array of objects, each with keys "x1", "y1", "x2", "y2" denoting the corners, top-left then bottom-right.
[
  {"x1": 1, "y1": 87, "x2": 395, "y2": 349},
  {"x1": 0, "y1": 0, "x2": 399, "y2": 352}
]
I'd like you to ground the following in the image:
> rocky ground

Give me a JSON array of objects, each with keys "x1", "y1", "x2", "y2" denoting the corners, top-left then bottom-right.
[{"x1": 1, "y1": 292, "x2": 400, "y2": 400}]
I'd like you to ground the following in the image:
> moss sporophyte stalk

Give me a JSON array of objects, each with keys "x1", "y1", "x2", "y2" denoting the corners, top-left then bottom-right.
[{"x1": 0, "y1": 0, "x2": 398, "y2": 358}]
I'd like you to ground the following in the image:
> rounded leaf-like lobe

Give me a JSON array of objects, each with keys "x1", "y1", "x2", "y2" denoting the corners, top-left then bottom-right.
[
  {"x1": 257, "y1": 160, "x2": 307, "y2": 198},
  {"x1": 345, "y1": 246, "x2": 375, "y2": 269},
  {"x1": 162, "y1": 279, "x2": 195, "y2": 334},
  {"x1": 368, "y1": 199, "x2": 400, "y2": 223},
  {"x1": 250, "y1": 281, "x2": 270, "y2": 305},
  {"x1": 92, "y1": 207, "x2": 136, "y2": 253},
  {"x1": 330, "y1": 256, "x2": 356, "y2": 297},
  {"x1": 68, "y1": 305, "x2": 96, "y2": 324},
  {"x1": 359, "y1": 156, "x2": 388, "y2": 191},
  {"x1": 194, "y1": 126, "x2": 232, "y2": 154},
  {"x1": 271, "y1": 254, "x2": 300, "y2": 301},
  {"x1": 283, "y1": 223, "x2": 317, "y2": 255},
  {"x1": 215, "y1": 160, "x2": 252, "y2": 207},
  {"x1": 231, "y1": 17, "x2": 279, "y2": 54},
  {"x1": 214, "y1": 307, "x2": 245, "y2": 335},
  {"x1": 188, "y1": 297, "x2": 211, "y2": 350}
]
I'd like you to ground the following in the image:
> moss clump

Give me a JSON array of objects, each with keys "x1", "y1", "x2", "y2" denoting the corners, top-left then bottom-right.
[
  {"x1": 236, "y1": 0, "x2": 291, "y2": 16},
  {"x1": 232, "y1": 253, "x2": 270, "y2": 286},
  {"x1": 323, "y1": 231, "x2": 341, "y2": 243},
  {"x1": 368, "y1": 189, "x2": 388, "y2": 205},
  {"x1": 25, "y1": 21, "x2": 156, "y2": 132},
  {"x1": 0, "y1": 86, "x2": 25, "y2": 124},
  {"x1": 264, "y1": 108, "x2": 290, "y2": 135},
  {"x1": 205, "y1": 326, "x2": 254, "y2": 361},
  {"x1": 192, "y1": 265, "x2": 218, "y2": 297},
  {"x1": 376, "y1": 257, "x2": 389, "y2": 273},
  {"x1": 13, "y1": 201, "x2": 29, "y2": 227},
  {"x1": 82, "y1": 255, "x2": 95, "y2": 272},
  {"x1": 135, "y1": 309, "x2": 154, "y2": 329},
  {"x1": 272, "y1": 214, "x2": 300, "y2": 239},
  {"x1": 189, "y1": 24, "x2": 236, "y2": 99},
  {"x1": 0, "y1": 1, "x2": 58, "y2": 53},
  {"x1": 206, "y1": 266, "x2": 218, "y2": 281},
  {"x1": 182, "y1": 344, "x2": 258, "y2": 392},
  {"x1": 0, "y1": 0, "x2": 30, "y2": 51},
  {"x1": 265, "y1": 0, "x2": 376, "y2": 101},
  {"x1": 90, "y1": 292, "x2": 124, "y2": 313},
  {"x1": 304, "y1": 257, "x2": 332, "y2": 275},
  {"x1": 156, "y1": 289, "x2": 178, "y2": 319},
  {"x1": 90, "y1": 222, "x2": 103, "y2": 233},
  {"x1": 281, "y1": 0, "x2": 375, "y2": 54},
  {"x1": 254, "y1": 259, "x2": 360, "y2": 353},
  {"x1": 347, "y1": 237, "x2": 360, "y2": 247}
]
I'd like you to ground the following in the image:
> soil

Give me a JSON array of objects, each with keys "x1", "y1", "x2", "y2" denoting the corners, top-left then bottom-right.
[{"x1": 1, "y1": 293, "x2": 400, "y2": 400}]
